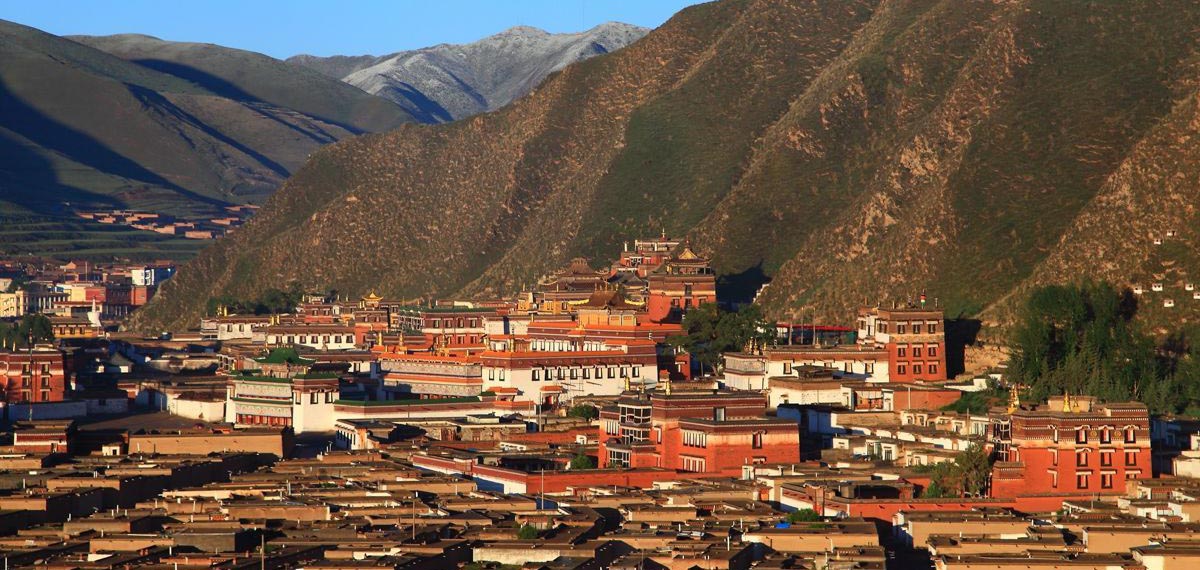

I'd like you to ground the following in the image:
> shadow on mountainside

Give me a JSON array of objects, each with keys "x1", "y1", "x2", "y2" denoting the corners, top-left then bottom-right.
[
  {"x1": 717, "y1": 263, "x2": 771, "y2": 310},
  {"x1": 945, "y1": 317, "x2": 982, "y2": 378},
  {"x1": 133, "y1": 58, "x2": 372, "y2": 136},
  {"x1": 126, "y1": 84, "x2": 292, "y2": 178},
  {"x1": 0, "y1": 127, "x2": 124, "y2": 215},
  {"x1": 0, "y1": 76, "x2": 231, "y2": 211},
  {"x1": 379, "y1": 81, "x2": 455, "y2": 123}
]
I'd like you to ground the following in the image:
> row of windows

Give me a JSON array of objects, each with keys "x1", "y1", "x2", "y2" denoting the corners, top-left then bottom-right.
[
  {"x1": 1063, "y1": 471, "x2": 1137, "y2": 490},
  {"x1": 1053, "y1": 426, "x2": 1138, "y2": 444},
  {"x1": 681, "y1": 456, "x2": 707, "y2": 473},
  {"x1": 683, "y1": 430, "x2": 707, "y2": 448},
  {"x1": 896, "y1": 345, "x2": 938, "y2": 358},
  {"x1": 531, "y1": 339, "x2": 603, "y2": 352},
  {"x1": 429, "y1": 318, "x2": 480, "y2": 328},
  {"x1": 1069, "y1": 449, "x2": 1140, "y2": 467},
  {"x1": 532, "y1": 366, "x2": 641, "y2": 381},
  {"x1": 879, "y1": 322, "x2": 939, "y2": 335},
  {"x1": 280, "y1": 334, "x2": 351, "y2": 345},
  {"x1": 896, "y1": 363, "x2": 938, "y2": 376},
  {"x1": 294, "y1": 391, "x2": 336, "y2": 404}
]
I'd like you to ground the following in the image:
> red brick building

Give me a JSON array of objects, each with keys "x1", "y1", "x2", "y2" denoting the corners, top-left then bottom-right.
[
  {"x1": 989, "y1": 395, "x2": 1151, "y2": 498},
  {"x1": 645, "y1": 244, "x2": 717, "y2": 324},
  {"x1": 0, "y1": 347, "x2": 67, "y2": 403},
  {"x1": 856, "y1": 306, "x2": 947, "y2": 383},
  {"x1": 598, "y1": 388, "x2": 800, "y2": 475}
]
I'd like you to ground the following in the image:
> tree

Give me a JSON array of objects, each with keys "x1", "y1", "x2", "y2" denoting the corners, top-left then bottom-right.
[
  {"x1": 785, "y1": 508, "x2": 821, "y2": 523},
  {"x1": 516, "y1": 524, "x2": 539, "y2": 540},
  {"x1": 955, "y1": 443, "x2": 992, "y2": 497},
  {"x1": 566, "y1": 404, "x2": 599, "y2": 421},
  {"x1": 1008, "y1": 281, "x2": 1187, "y2": 414},
  {"x1": 669, "y1": 303, "x2": 775, "y2": 375},
  {"x1": 0, "y1": 314, "x2": 54, "y2": 349},
  {"x1": 569, "y1": 454, "x2": 595, "y2": 470}
]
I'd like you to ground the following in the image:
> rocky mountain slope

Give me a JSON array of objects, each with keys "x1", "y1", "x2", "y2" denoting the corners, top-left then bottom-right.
[
  {"x1": 288, "y1": 23, "x2": 648, "y2": 123},
  {"x1": 134, "y1": 0, "x2": 1200, "y2": 332},
  {"x1": 0, "y1": 20, "x2": 413, "y2": 221}
]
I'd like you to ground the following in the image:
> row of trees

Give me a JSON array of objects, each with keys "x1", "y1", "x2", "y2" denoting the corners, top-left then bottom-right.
[
  {"x1": 1009, "y1": 281, "x2": 1200, "y2": 414},
  {"x1": 667, "y1": 303, "x2": 775, "y2": 375},
  {"x1": 205, "y1": 283, "x2": 307, "y2": 317},
  {"x1": 0, "y1": 314, "x2": 54, "y2": 349}
]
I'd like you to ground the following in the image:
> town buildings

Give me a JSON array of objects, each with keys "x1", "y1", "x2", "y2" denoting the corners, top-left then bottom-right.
[
  {"x1": 990, "y1": 394, "x2": 1152, "y2": 498},
  {"x1": 597, "y1": 386, "x2": 801, "y2": 474},
  {"x1": 0, "y1": 346, "x2": 67, "y2": 404}
]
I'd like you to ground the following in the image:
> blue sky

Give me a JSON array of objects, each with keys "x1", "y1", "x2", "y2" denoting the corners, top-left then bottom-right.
[{"x1": 1, "y1": 0, "x2": 704, "y2": 59}]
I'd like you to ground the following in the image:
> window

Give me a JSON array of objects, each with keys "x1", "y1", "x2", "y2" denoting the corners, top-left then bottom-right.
[
  {"x1": 1101, "y1": 428, "x2": 1111, "y2": 444},
  {"x1": 1100, "y1": 451, "x2": 1113, "y2": 467},
  {"x1": 1125, "y1": 451, "x2": 1138, "y2": 466},
  {"x1": 897, "y1": 365, "x2": 907, "y2": 375},
  {"x1": 865, "y1": 362, "x2": 874, "y2": 374},
  {"x1": 582, "y1": 368, "x2": 590, "y2": 380},
  {"x1": 929, "y1": 364, "x2": 938, "y2": 375},
  {"x1": 897, "y1": 346, "x2": 907, "y2": 357},
  {"x1": 1076, "y1": 451, "x2": 1088, "y2": 467},
  {"x1": 913, "y1": 364, "x2": 922, "y2": 375},
  {"x1": 310, "y1": 392, "x2": 318, "y2": 404},
  {"x1": 752, "y1": 432, "x2": 763, "y2": 449},
  {"x1": 1101, "y1": 473, "x2": 1113, "y2": 489},
  {"x1": 1124, "y1": 427, "x2": 1136, "y2": 444},
  {"x1": 928, "y1": 346, "x2": 937, "y2": 357},
  {"x1": 1076, "y1": 428, "x2": 1088, "y2": 444},
  {"x1": 897, "y1": 323, "x2": 907, "y2": 335},
  {"x1": 714, "y1": 407, "x2": 726, "y2": 421},
  {"x1": 683, "y1": 430, "x2": 707, "y2": 448},
  {"x1": 532, "y1": 369, "x2": 540, "y2": 381},
  {"x1": 681, "y1": 456, "x2": 706, "y2": 472},
  {"x1": 325, "y1": 392, "x2": 334, "y2": 403},
  {"x1": 608, "y1": 367, "x2": 616, "y2": 378},
  {"x1": 632, "y1": 367, "x2": 640, "y2": 378},
  {"x1": 913, "y1": 346, "x2": 922, "y2": 358},
  {"x1": 783, "y1": 362, "x2": 792, "y2": 375},
  {"x1": 1076, "y1": 473, "x2": 1089, "y2": 489}
]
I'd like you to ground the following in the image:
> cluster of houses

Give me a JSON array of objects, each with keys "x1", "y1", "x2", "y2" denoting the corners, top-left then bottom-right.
[
  {"x1": 5, "y1": 235, "x2": 1200, "y2": 567},
  {"x1": 74, "y1": 205, "x2": 257, "y2": 240}
]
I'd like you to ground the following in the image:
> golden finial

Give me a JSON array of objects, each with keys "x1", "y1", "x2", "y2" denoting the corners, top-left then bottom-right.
[
  {"x1": 1007, "y1": 385, "x2": 1020, "y2": 414},
  {"x1": 1062, "y1": 391, "x2": 1073, "y2": 413}
]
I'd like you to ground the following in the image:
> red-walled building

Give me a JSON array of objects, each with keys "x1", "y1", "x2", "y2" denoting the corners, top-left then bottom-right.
[
  {"x1": 989, "y1": 395, "x2": 1151, "y2": 498},
  {"x1": 856, "y1": 306, "x2": 947, "y2": 383},
  {"x1": 645, "y1": 245, "x2": 717, "y2": 324},
  {"x1": 598, "y1": 388, "x2": 800, "y2": 475},
  {"x1": 0, "y1": 347, "x2": 68, "y2": 403}
]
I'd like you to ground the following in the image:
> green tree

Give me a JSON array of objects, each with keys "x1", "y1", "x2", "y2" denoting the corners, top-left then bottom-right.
[
  {"x1": 516, "y1": 524, "x2": 539, "y2": 540},
  {"x1": 1009, "y1": 281, "x2": 1184, "y2": 413},
  {"x1": 569, "y1": 454, "x2": 596, "y2": 470},
  {"x1": 669, "y1": 303, "x2": 775, "y2": 375},
  {"x1": 566, "y1": 404, "x2": 599, "y2": 421},
  {"x1": 0, "y1": 314, "x2": 54, "y2": 349},
  {"x1": 785, "y1": 508, "x2": 821, "y2": 523},
  {"x1": 955, "y1": 443, "x2": 992, "y2": 497}
]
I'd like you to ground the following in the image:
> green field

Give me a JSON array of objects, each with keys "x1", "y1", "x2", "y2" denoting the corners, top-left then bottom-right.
[{"x1": 0, "y1": 216, "x2": 209, "y2": 261}]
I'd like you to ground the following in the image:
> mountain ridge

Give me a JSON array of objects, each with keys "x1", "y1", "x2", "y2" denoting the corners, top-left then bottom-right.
[
  {"x1": 132, "y1": 0, "x2": 1200, "y2": 332},
  {"x1": 290, "y1": 23, "x2": 648, "y2": 122}
]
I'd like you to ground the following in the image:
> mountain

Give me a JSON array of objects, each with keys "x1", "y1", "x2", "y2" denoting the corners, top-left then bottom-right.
[
  {"x1": 288, "y1": 23, "x2": 648, "y2": 123},
  {"x1": 70, "y1": 34, "x2": 413, "y2": 134},
  {"x1": 0, "y1": 19, "x2": 413, "y2": 223},
  {"x1": 133, "y1": 0, "x2": 1200, "y2": 332}
]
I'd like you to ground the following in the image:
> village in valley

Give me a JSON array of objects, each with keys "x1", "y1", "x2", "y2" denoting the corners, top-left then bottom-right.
[{"x1": 0, "y1": 235, "x2": 1194, "y2": 570}]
